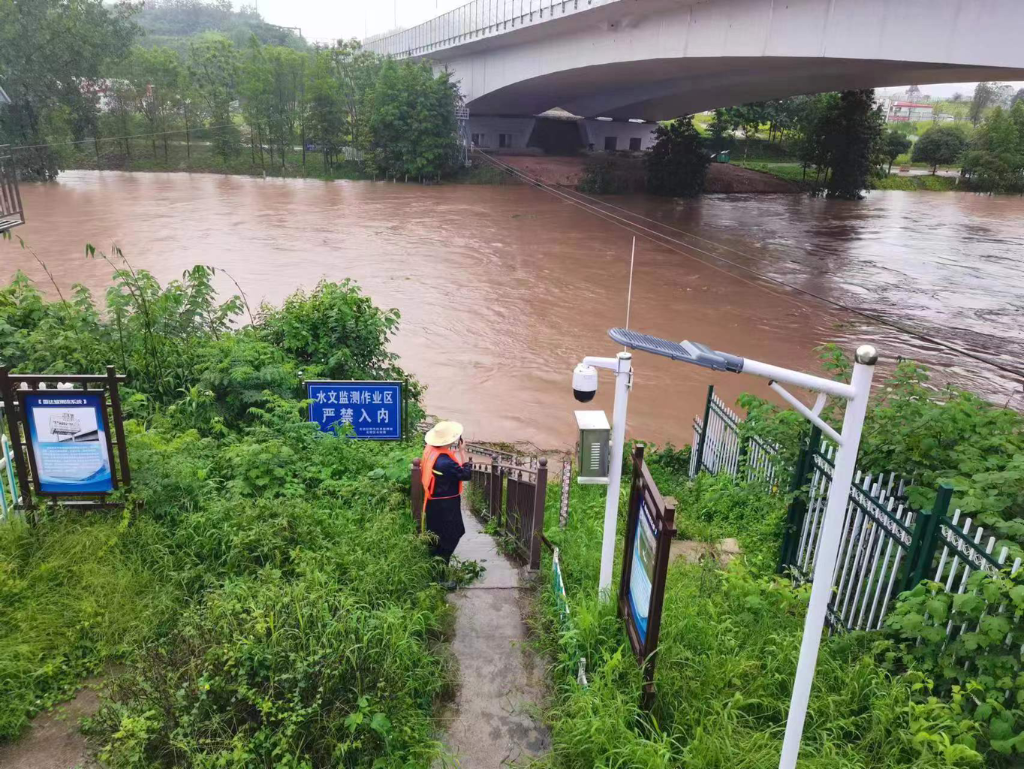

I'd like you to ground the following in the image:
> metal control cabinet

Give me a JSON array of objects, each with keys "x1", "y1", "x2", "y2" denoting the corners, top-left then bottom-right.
[{"x1": 575, "y1": 410, "x2": 610, "y2": 484}]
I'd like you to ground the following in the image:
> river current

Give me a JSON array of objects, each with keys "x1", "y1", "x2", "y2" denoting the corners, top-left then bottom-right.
[{"x1": 10, "y1": 171, "x2": 1023, "y2": 448}]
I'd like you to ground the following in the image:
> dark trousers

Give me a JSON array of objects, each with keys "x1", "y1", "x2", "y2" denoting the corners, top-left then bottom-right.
[{"x1": 425, "y1": 495, "x2": 466, "y2": 565}]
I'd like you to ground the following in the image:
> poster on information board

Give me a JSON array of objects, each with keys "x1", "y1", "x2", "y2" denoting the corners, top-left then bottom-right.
[
  {"x1": 22, "y1": 391, "x2": 114, "y2": 495},
  {"x1": 628, "y1": 498, "x2": 657, "y2": 646},
  {"x1": 306, "y1": 381, "x2": 403, "y2": 440}
]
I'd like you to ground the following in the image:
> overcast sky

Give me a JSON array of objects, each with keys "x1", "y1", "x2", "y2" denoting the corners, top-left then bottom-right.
[{"x1": 246, "y1": 0, "x2": 1023, "y2": 98}]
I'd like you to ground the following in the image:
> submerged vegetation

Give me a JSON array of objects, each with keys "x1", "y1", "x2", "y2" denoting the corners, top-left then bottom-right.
[{"x1": 0, "y1": 243, "x2": 453, "y2": 766}]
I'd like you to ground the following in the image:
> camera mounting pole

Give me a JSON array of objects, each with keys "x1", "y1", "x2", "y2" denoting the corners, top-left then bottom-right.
[
  {"x1": 607, "y1": 328, "x2": 877, "y2": 769},
  {"x1": 579, "y1": 351, "x2": 633, "y2": 599}
]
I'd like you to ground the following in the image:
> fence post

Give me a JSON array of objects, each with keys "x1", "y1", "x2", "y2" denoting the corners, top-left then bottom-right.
[
  {"x1": 106, "y1": 366, "x2": 131, "y2": 487},
  {"x1": 692, "y1": 384, "x2": 714, "y2": 476},
  {"x1": 778, "y1": 426, "x2": 821, "y2": 574},
  {"x1": 528, "y1": 459, "x2": 548, "y2": 570},
  {"x1": 559, "y1": 457, "x2": 571, "y2": 529},
  {"x1": 0, "y1": 367, "x2": 31, "y2": 513},
  {"x1": 410, "y1": 458, "x2": 424, "y2": 534},
  {"x1": 901, "y1": 482, "x2": 953, "y2": 592},
  {"x1": 489, "y1": 460, "x2": 502, "y2": 526}
]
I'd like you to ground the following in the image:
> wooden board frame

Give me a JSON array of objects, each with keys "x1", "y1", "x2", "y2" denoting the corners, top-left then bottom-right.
[
  {"x1": 0, "y1": 366, "x2": 130, "y2": 512},
  {"x1": 618, "y1": 443, "x2": 676, "y2": 705}
]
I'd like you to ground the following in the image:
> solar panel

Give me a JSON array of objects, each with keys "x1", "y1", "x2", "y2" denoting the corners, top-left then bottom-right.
[{"x1": 608, "y1": 328, "x2": 744, "y2": 373}]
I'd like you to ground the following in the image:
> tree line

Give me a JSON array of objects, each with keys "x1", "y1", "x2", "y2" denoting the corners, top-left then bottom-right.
[
  {"x1": 0, "y1": 0, "x2": 463, "y2": 182},
  {"x1": 911, "y1": 102, "x2": 1024, "y2": 193}
]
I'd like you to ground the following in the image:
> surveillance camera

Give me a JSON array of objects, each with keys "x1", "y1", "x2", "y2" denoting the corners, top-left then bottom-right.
[{"x1": 572, "y1": 363, "x2": 598, "y2": 403}]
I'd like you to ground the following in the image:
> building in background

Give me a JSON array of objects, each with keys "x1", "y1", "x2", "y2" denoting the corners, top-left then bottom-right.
[
  {"x1": 885, "y1": 101, "x2": 934, "y2": 123},
  {"x1": 467, "y1": 109, "x2": 657, "y2": 154}
]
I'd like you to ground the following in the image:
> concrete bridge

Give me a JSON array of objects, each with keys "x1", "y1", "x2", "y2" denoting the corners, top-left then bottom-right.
[{"x1": 365, "y1": 0, "x2": 1024, "y2": 126}]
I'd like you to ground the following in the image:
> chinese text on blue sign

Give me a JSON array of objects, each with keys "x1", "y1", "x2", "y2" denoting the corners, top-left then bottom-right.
[{"x1": 306, "y1": 381, "x2": 402, "y2": 440}]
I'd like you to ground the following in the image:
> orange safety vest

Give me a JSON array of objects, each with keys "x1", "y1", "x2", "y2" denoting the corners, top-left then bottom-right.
[{"x1": 421, "y1": 444, "x2": 464, "y2": 512}]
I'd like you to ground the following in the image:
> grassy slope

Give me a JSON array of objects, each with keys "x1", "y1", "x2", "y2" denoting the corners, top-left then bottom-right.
[
  {"x1": 535, "y1": 465, "x2": 980, "y2": 769},
  {"x1": 0, "y1": 273, "x2": 456, "y2": 767}
]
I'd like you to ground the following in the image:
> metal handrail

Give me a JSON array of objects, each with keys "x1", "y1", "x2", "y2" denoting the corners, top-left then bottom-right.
[{"x1": 364, "y1": 0, "x2": 616, "y2": 59}]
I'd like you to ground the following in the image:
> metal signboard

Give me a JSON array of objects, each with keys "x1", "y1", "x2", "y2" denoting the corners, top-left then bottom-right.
[
  {"x1": 306, "y1": 380, "x2": 403, "y2": 440},
  {"x1": 22, "y1": 391, "x2": 114, "y2": 495}
]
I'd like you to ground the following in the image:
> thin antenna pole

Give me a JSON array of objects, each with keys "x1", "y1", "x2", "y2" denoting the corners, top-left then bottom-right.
[{"x1": 624, "y1": 236, "x2": 636, "y2": 349}]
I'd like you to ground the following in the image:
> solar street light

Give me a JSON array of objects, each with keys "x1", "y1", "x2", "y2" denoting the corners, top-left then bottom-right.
[{"x1": 596, "y1": 328, "x2": 877, "y2": 769}]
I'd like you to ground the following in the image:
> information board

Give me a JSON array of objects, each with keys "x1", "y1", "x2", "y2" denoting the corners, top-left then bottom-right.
[
  {"x1": 628, "y1": 498, "x2": 657, "y2": 646},
  {"x1": 306, "y1": 381, "x2": 403, "y2": 440},
  {"x1": 618, "y1": 444, "x2": 676, "y2": 705},
  {"x1": 23, "y1": 391, "x2": 114, "y2": 494}
]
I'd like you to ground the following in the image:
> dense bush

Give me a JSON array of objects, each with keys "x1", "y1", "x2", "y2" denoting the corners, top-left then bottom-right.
[
  {"x1": 0, "y1": 250, "x2": 451, "y2": 766},
  {"x1": 886, "y1": 570, "x2": 1024, "y2": 761},
  {"x1": 576, "y1": 154, "x2": 645, "y2": 195},
  {"x1": 645, "y1": 119, "x2": 712, "y2": 198}
]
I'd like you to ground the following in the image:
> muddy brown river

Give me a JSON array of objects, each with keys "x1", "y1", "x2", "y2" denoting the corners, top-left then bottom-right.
[{"x1": 9, "y1": 171, "x2": 1023, "y2": 449}]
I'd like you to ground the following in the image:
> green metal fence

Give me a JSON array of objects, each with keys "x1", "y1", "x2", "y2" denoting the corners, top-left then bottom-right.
[
  {"x1": 689, "y1": 385, "x2": 783, "y2": 489},
  {"x1": 690, "y1": 391, "x2": 1021, "y2": 635}
]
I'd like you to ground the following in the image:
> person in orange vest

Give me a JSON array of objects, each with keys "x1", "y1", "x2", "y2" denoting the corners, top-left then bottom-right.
[{"x1": 421, "y1": 420, "x2": 472, "y2": 567}]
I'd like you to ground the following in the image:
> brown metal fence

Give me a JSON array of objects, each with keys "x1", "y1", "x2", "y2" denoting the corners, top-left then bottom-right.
[
  {"x1": 411, "y1": 452, "x2": 548, "y2": 570},
  {"x1": 0, "y1": 149, "x2": 24, "y2": 232}
]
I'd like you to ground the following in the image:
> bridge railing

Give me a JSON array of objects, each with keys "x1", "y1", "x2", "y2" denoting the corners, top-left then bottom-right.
[{"x1": 365, "y1": 0, "x2": 617, "y2": 59}]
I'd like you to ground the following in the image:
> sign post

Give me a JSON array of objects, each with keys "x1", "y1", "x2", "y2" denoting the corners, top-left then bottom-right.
[
  {"x1": 305, "y1": 380, "x2": 404, "y2": 440},
  {"x1": 618, "y1": 443, "x2": 676, "y2": 705}
]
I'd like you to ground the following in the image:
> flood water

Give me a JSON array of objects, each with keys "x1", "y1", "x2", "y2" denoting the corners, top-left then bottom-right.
[{"x1": 9, "y1": 171, "x2": 1024, "y2": 449}]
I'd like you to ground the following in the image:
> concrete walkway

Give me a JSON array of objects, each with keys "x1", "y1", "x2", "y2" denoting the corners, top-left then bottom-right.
[{"x1": 439, "y1": 508, "x2": 550, "y2": 768}]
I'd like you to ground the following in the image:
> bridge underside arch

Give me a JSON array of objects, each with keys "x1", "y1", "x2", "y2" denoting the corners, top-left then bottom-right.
[{"x1": 463, "y1": 57, "x2": 1024, "y2": 121}]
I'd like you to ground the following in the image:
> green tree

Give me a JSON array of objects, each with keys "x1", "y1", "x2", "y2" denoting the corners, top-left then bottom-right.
[
  {"x1": 0, "y1": 0, "x2": 138, "y2": 179},
  {"x1": 707, "y1": 109, "x2": 730, "y2": 152},
  {"x1": 186, "y1": 34, "x2": 240, "y2": 161},
  {"x1": 961, "y1": 103, "x2": 1024, "y2": 192},
  {"x1": 822, "y1": 90, "x2": 884, "y2": 199},
  {"x1": 722, "y1": 103, "x2": 768, "y2": 158},
  {"x1": 794, "y1": 93, "x2": 835, "y2": 184},
  {"x1": 304, "y1": 47, "x2": 348, "y2": 172},
  {"x1": 645, "y1": 118, "x2": 711, "y2": 198},
  {"x1": 121, "y1": 46, "x2": 183, "y2": 161},
  {"x1": 969, "y1": 81, "x2": 999, "y2": 126},
  {"x1": 911, "y1": 125, "x2": 967, "y2": 173},
  {"x1": 882, "y1": 128, "x2": 912, "y2": 175},
  {"x1": 239, "y1": 36, "x2": 273, "y2": 167},
  {"x1": 360, "y1": 59, "x2": 460, "y2": 180}
]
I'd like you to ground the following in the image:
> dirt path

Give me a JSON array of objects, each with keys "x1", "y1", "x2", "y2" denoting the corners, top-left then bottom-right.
[
  {"x1": 438, "y1": 506, "x2": 550, "y2": 767},
  {"x1": 0, "y1": 684, "x2": 103, "y2": 769},
  {"x1": 494, "y1": 153, "x2": 801, "y2": 193}
]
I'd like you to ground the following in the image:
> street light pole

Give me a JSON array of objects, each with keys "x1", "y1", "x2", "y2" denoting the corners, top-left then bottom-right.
[
  {"x1": 580, "y1": 351, "x2": 633, "y2": 599},
  {"x1": 777, "y1": 346, "x2": 876, "y2": 769},
  {"x1": 605, "y1": 328, "x2": 877, "y2": 769}
]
